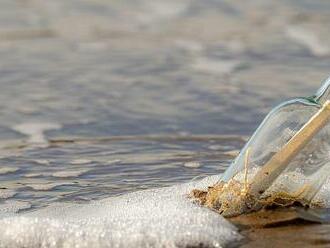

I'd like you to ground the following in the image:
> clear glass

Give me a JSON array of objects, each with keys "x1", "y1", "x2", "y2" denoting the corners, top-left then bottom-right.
[{"x1": 221, "y1": 76, "x2": 330, "y2": 205}]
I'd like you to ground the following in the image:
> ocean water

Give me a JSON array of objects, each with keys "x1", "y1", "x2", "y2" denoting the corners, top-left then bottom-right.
[{"x1": 1, "y1": 0, "x2": 330, "y2": 247}]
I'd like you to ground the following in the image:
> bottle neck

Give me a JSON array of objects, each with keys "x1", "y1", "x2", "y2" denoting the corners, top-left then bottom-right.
[{"x1": 313, "y1": 76, "x2": 330, "y2": 104}]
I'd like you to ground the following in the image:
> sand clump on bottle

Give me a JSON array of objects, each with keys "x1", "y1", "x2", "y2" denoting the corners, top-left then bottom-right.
[{"x1": 191, "y1": 84, "x2": 330, "y2": 217}]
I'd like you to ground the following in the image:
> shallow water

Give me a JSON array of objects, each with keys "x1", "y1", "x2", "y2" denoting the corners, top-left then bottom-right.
[
  {"x1": 0, "y1": 135, "x2": 244, "y2": 210},
  {"x1": 1, "y1": 0, "x2": 330, "y2": 246}
]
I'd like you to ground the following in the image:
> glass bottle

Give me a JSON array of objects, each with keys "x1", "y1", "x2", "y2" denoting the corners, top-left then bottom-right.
[{"x1": 221, "y1": 76, "x2": 330, "y2": 206}]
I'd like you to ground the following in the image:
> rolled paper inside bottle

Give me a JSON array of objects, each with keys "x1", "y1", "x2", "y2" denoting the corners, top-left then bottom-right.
[{"x1": 249, "y1": 100, "x2": 330, "y2": 198}]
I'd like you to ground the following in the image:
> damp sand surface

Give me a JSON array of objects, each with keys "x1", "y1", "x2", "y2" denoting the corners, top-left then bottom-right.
[
  {"x1": 242, "y1": 224, "x2": 330, "y2": 248},
  {"x1": 214, "y1": 208, "x2": 330, "y2": 247}
]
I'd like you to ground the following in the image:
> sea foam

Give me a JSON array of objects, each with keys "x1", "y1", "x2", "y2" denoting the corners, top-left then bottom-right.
[{"x1": 0, "y1": 175, "x2": 241, "y2": 248}]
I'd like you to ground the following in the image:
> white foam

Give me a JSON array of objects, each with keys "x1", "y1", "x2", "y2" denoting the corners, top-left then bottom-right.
[
  {"x1": 0, "y1": 175, "x2": 242, "y2": 248},
  {"x1": 12, "y1": 122, "x2": 62, "y2": 144},
  {"x1": 0, "y1": 201, "x2": 31, "y2": 215}
]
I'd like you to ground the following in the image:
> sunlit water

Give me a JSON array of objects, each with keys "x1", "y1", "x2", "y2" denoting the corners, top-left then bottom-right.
[
  {"x1": 0, "y1": 135, "x2": 244, "y2": 211},
  {"x1": 1, "y1": 0, "x2": 330, "y2": 246}
]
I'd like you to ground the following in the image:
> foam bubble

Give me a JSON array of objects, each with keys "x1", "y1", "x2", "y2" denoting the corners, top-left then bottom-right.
[
  {"x1": 0, "y1": 201, "x2": 31, "y2": 214},
  {"x1": 0, "y1": 176, "x2": 242, "y2": 247}
]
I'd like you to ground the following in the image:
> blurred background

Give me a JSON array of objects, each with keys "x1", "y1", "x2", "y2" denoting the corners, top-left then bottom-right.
[{"x1": 0, "y1": 0, "x2": 330, "y2": 211}]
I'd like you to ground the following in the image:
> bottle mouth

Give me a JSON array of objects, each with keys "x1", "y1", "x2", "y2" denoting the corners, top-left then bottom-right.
[{"x1": 313, "y1": 76, "x2": 330, "y2": 104}]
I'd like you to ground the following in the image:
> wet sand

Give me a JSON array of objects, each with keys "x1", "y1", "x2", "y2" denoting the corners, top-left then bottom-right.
[{"x1": 242, "y1": 223, "x2": 330, "y2": 247}]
